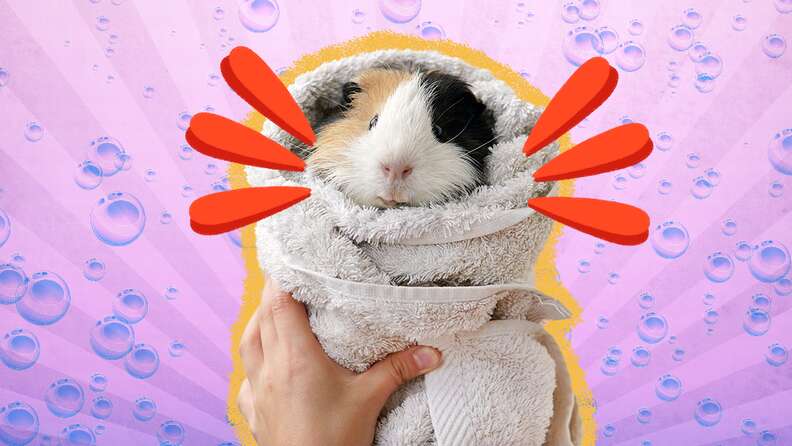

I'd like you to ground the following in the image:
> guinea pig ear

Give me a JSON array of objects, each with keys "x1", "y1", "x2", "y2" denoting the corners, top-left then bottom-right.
[{"x1": 341, "y1": 81, "x2": 362, "y2": 105}]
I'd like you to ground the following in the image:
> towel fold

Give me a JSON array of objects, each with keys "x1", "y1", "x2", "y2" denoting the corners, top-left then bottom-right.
[{"x1": 246, "y1": 49, "x2": 581, "y2": 445}]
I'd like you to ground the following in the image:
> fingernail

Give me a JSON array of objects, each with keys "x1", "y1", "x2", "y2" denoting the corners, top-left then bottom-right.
[{"x1": 413, "y1": 347, "x2": 441, "y2": 371}]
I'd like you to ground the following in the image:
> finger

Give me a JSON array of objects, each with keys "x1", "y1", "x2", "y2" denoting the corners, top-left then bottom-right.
[
  {"x1": 236, "y1": 378, "x2": 255, "y2": 423},
  {"x1": 357, "y1": 346, "x2": 442, "y2": 408},
  {"x1": 265, "y1": 280, "x2": 318, "y2": 349},
  {"x1": 239, "y1": 308, "x2": 264, "y2": 379},
  {"x1": 258, "y1": 277, "x2": 279, "y2": 347}
]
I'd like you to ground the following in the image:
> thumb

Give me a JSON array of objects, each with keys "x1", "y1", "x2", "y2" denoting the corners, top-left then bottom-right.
[{"x1": 358, "y1": 346, "x2": 442, "y2": 406}]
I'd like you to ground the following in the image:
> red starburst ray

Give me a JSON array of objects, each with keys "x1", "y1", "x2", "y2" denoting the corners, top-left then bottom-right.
[
  {"x1": 221, "y1": 46, "x2": 317, "y2": 146},
  {"x1": 533, "y1": 123, "x2": 653, "y2": 182},
  {"x1": 523, "y1": 57, "x2": 618, "y2": 157},
  {"x1": 186, "y1": 112, "x2": 305, "y2": 171},
  {"x1": 528, "y1": 197, "x2": 649, "y2": 245},
  {"x1": 189, "y1": 187, "x2": 311, "y2": 235}
]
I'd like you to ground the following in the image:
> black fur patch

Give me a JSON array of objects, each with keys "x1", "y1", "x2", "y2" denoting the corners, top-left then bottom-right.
[{"x1": 420, "y1": 71, "x2": 497, "y2": 187}]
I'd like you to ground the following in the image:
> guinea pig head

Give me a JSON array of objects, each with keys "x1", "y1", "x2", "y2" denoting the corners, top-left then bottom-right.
[{"x1": 307, "y1": 69, "x2": 496, "y2": 209}]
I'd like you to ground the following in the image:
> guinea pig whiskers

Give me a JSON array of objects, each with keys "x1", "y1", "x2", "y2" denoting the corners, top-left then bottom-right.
[
  {"x1": 459, "y1": 134, "x2": 499, "y2": 157},
  {"x1": 432, "y1": 96, "x2": 466, "y2": 121},
  {"x1": 443, "y1": 116, "x2": 474, "y2": 145}
]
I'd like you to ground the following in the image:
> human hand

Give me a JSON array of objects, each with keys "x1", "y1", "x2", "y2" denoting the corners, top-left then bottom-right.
[{"x1": 237, "y1": 275, "x2": 443, "y2": 446}]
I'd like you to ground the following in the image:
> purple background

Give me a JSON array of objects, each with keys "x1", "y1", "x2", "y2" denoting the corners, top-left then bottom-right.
[{"x1": 1, "y1": 1, "x2": 791, "y2": 445}]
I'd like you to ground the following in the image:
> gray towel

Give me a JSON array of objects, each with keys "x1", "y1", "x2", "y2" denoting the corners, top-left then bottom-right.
[{"x1": 245, "y1": 49, "x2": 581, "y2": 446}]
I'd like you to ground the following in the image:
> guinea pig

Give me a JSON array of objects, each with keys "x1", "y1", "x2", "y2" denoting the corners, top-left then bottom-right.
[{"x1": 306, "y1": 68, "x2": 497, "y2": 208}]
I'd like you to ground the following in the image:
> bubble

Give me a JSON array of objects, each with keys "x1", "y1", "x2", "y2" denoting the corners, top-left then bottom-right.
[
  {"x1": 669, "y1": 335, "x2": 677, "y2": 344},
  {"x1": 16, "y1": 271, "x2": 70, "y2": 325},
  {"x1": 629, "y1": 163, "x2": 646, "y2": 178},
  {"x1": 561, "y1": 2, "x2": 580, "y2": 23},
  {"x1": 721, "y1": 219, "x2": 737, "y2": 236},
  {"x1": 704, "y1": 252, "x2": 734, "y2": 282},
  {"x1": 113, "y1": 289, "x2": 148, "y2": 324},
  {"x1": 637, "y1": 292, "x2": 654, "y2": 309},
  {"x1": 694, "y1": 398, "x2": 722, "y2": 426},
  {"x1": 169, "y1": 340, "x2": 186, "y2": 357},
  {"x1": 703, "y1": 292, "x2": 716, "y2": 305},
  {"x1": 733, "y1": 241, "x2": 752, "y2": 261},
  {"x1": 694, "y1": 74, "x2": 716, "y2": 93},
  {"x1": 651, "y1": 221, "x2": 689, "y2": 259},
  {"x1": 164, "y1": 286, "x2": 179, "y2": 300},
  {"x1": 689, "y1": 42, "x2": 708, "y2": 62},
  {"x1": 74, "y1": 161, "x2": 103, "y2": 190},
  {"x1": 703, "y1": 308, "x2": 719, "y2": 324},
  {"x1": 732, "y1": 14, "x2": 747, "y2": 31},
  {"x1": 213, "y1": 6, "x2": 225, "y2": 20},
  {"x1": 743, "y1": 308, "x2": 771, "y2": 336},
  {"x1": 776, "y1": 277, "x2": 792, "y2": 295},
  {"x1": 179, "y1": 144, "x2": 194, "y2": 160},
  {"x1": 668, "y1": 25, "x2": 694, "y2": 51},
  {"x1": 377, "y1": 0, "x2": 420, "y2": 23},
  {"x1": 618, "y1": 115, "x2": 633, "y2": 125},
  {"x1": 104, "y1": 47, "x2": 115, "y2": 58},
  {"x1": 125, "y1": 344, "x2": 160, "y2": 379},
  {"x1": 563, "y1": 26, "x2": 602, "y2": 66},
  {"x1": 691, "y1": 176, "x2": 714, "y2": 198},
  {"x1": 143, "y1": 86, "x2": 155, "y2": 98},
  {"x1": 768, "y1": 129, "x2": 792, "y2": 175},
  {"x1": 776, "y1": 0, "x2": 792, "y2": 12},
  {"x1": 90, "y1": 397, "x2": 112, "y2": 420},
  {"x1": 89, "y1": 373, "x2": 107, "y2": 392},
  {"x1": 96, "y1": 15, "x2": 110, "y2": 31},
  {"x1": 59, "y1": 424, "x2": 95, "y2": 446},
  {"x1": 0, "y1": 401, "x2": 39, "y2": 446},
  {"x1": 181, "y1": 185, "x2": 194, "y2": 197},
  {"x1": 88, "y1": 137, "x2": 126, "y2": 177},
  {"x1": 0, "y1": 328, "x2": 40, "y2": 370},
  {"x1": 577, "y1": 0, "x2": 599, "y2": 20},
  {"x1": 351, "y1": 8, "x2": 365, "y2": 24},
  {"x1": 600, "y1": 355, "x2": 619, "y2": 375},
  {"x1": 594, "y1": 241, "x2": 606, "y2": 254},
  {"x1": 0, "y1": 209, "x2": 9, "y2": 248},
  {"x1": 766, "y1": 343, "x2": 788, "y2": 366},
  {"x1": 615, "y1": 41, "x2": 646, "y2": 72},
  {"x1": 159, "y1": 211, "x2": 172, "y2": 225},
  {"x1": 769, "y1": 181, "x2": 784, "y2": 197},
  {"x1": 602, "y1": 423, "x2": 615, "y2": 437},
  {"x1": 741, "y1": 418, "x2": 758, "y2": 436},
  {"x1": 613, "y1": 173, "x2": 627, "y2": 189},
  {"x1": 594, "y1": 27, "x2": 619, "y2": 54},
  {"x1": 596, "y1": 316, "x2": 608, "y2": 329},
  {"x1": 176, "y1": 112, "x2": 192, "y2": 131},
  {"x1": 752, "y1": 294, "x2": 772, "y2": 310},
  {"x1": 24, "y1": 122, "x2": 43, "y2": 142},
  {"x1": 672, "y1": 348, "x2": 685, "y2": 361},
  {"x1": 212, "y1": 180, "x2": 229, "y2": 192},
  {"x1": 656, "y1": 374, "x2": 682, "y2": 401},
  {"x1": 658, "y1": 179, "x2": 673, "y2": 195},
  {"x1": 113, "y1": 152, "x2": 132, "y2": 171},
  {"x1": 749, "y1": 241, "x2": 790, "y2": 282},
  {"x1": 94, "y1": 425, "x2": 105, "y2": 436},
  {"x1": 82, "y1": 258, "x2": 105, "y2": 282},
  {"x1": 608, "y1": 272, "x2": 620, "y2": 284},
  {"x1": 578, "y1": 259, "x2": 591, "y2": 273},
  {"x1": 762, "y1": 34, "x2": 786, "y2": 58},
  {"x1": 45, "y1": 378, "x2": 85, "y2": 418},
  {"x1": 90, "y1": 316, "x2": 135, "y2": 360},
  {"x1": 418, "y1": 21, "x2": 445, "y2": 39},
  {"x1": 608, "y1": 346, "x2": 622, "y2": 357},
  {"x1": 8, "y1": 254, "x2": 24, "y2": 266},
  {"x1": 144, "y1": 169, "x2": 157, "y2": 182},
  {"x1": 685, "y1": 153, "x2": 701, "y2": 169},
  {"x1": 133, "y1": 397, "x2": 157, "y2": 421},
  {"x1": 637, "y1": 407, "x2": 652, "y2": 424},
  {"x1": 758, "y1": 431, "x2": 777, "y2": 446},
  {"x1": 90, "y1": 192, "x2": 146, "y2": 246},
  {"x1": 239, "y1": 0, "x2": 279, "y2": 32},
  {"x1": 668, "y1": 72, "x2": 681, "y2": 88},
  {"x1": 628, "y1": 19, "x2": 643, "y2": 36},
  {"x1": 205, "y1": 163, "x2": 218, "y2": 175},
  {"x1": 0, "y1": 68, "x2": 8, "y2": 87},
  {"x1": 637, "y1": 314, "x2": 667, "y2": 346},
  {"x1": 696, "y1": 53, "x2": 723, "y2": 78},
  {"x1": 0, "y1": 264, "x2": 28, "y2": 304},
  {"x1": 157, "y1": 420, "x2": 185, "y2": 446}
]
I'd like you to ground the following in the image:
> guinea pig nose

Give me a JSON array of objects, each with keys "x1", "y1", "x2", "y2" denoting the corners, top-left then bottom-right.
[{"x1": 381, "y1": 163, "x2": 413, "y2": 181}]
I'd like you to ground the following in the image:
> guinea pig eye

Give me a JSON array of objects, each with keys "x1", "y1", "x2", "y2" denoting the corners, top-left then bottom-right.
[
  {"x1": 368, "y1": 114, "x2": 379, "y2": 130},
  {"x1": 432, "y1": 124, "x2": 443, "y2": 139}
]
